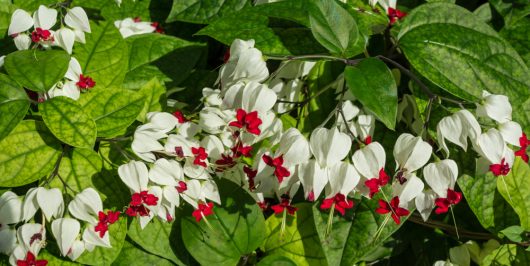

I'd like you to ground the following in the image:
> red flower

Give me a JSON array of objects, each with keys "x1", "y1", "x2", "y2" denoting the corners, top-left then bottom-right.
[
  {"x1": 434, "y1": 189, "x2": 462, "y2": 214},
  {"x1": 257, "y1": 201, "x2": 268, "y2": 211},
  {"x1": 271, "y1": 196, "x2": 297, "y2": 215},
  {"x1": 17, "y1": 252, "x2": 47, "y2": 266},
  {"x1": 489, "y1": 158, "x2": 510, "y2": 176},
  {"x1": 223, "y1": 49, "x2": 231, "y2": 63},
  {"x1": 192, "y1": 202, "x2": 214, "y2": 222},
  {"x1": 176, "y1": 181, "x2": 187, "y2": 193},
  {"x1": 31, "y1": 28, "x2": 52, "y2": 43},
  {"x1": 229, "y1": 109, "x2": 262, "y2": 135},
  {"x1": 375, "y1": 196, "x2": 410, "y2": 225},
  {"x1": 320, "y1": 193, "x2": 354, "y2": 216},
  {"x1": 243, "y1": 166, "x2": 257, "y2": 190},
  {"x1": 364, "y1": 136, "x2": 372, "y2": 145},
  {"x1": 94, "y1": 210, "x2": 121, "y2": 237},
  {"x1": 151, "y1": 22, "x2": 164, "y2": 33},
  {"x1": 364, "y1": 168, "x2": 390, "y2": 198},
  {"x1": 192, "y1": 147, "x2": 208, "y2": 168},
  {"x1": 388, "y1": 8, "x2": 407, "y2": 25},
  {"x1": 76, "y1": 74, "x2": 96, "y2": 90},
  {"x1": 215, "y1": 154, "x2": 236, "y2": 171},
  {"x1": 262, "y1": 154, "x2": 290, "y2": 183},
  {"x1": 126, "y1": 191, "x2": 158, "y2": 217},
  {"x1": 173, "y1": 110, "x2": 187, "y2": 123},
  {"x1": 515, "y1": 133, "x2": 529, "y2": 163},
  {"x1": 231, "y1": 142, "x2": 253, "y2": 158},
  {"x1": 125, "y1": 205, "x2": 149, "y2": 217},
  {"x1": 133, "y1": 17, "x2": 142, "y2": 22}
]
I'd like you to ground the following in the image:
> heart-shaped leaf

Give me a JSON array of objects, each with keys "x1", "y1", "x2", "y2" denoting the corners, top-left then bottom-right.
[
  {"x1": 496, "y1": 158, "x2": 530, "y2": 231},
  {"x1": 0, "y1": 73, "x2": 30, "y2": 141}
]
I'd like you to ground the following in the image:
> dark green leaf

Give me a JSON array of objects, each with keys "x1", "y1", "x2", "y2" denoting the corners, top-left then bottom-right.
[
  {"x1": 308, "y1": 0, "x2": 362, "y2": 57},
  {"x1": 113, "y1": 240, "x2": 175, "y2": 266},
  {"x1": 181, "y1": 179, "x2": 266, "y2": 266},
  {"x1": 13, "y1": 0, "x2": 56, "y2": 11},
  {"x1": 136, "y1": 78, "x2": 166, "y2": 122},
  {"x1": 41, "y1": 96, "x2": 97, "y2": 148},
  {"x1": 166, "y1": 0, "x2": 250, "y2": 24},
  {"x1": 0, "y1": 73, "x2": 30, "y2": 141},
  {"x1": 49, "y1": 148, "x2": 102, "y2": 197},
  {"x1": 197, "y1": 11, "x2": 325, "y2": 56},
  {"x1": 0, "y1": 120, "x2": 61, "y2": 187},
  {"x1": 496, "y1": 158, "x2": 530, "y2": 231},
  {"x1": 76, "y1": 217, "x2": 127, "y2": 265},
  {"x1": 0, "y1": 2, "x2": 15, "y2": 39},
  {"x1": 257, "y1": 255, "x2": 297, "y2": 266},
  {"x1": 123, "y1": 65, "x2": 171, "y2": 91},
  {"x1": 344, "y1": 58, "x2": 398, "y2": 129},
  {"x1": 128, "y1": 212, "x2": 195, "y2": 266},
  {"x1": 262, "y1": 203, "x2": 327, "y2": 266},
  {"x1": 74, "y1": 21, "x2": 129, "y2": 88},
  {"x1": 77, "y1": 87, "x2": 144, "y2": 138},
  {"x1": 458, "y1": 173, "x2": 520, "y2": 233},
  {"x1": 500, "y1": 18, "x2": 530, "y2": 67},
  {"x1": 4, "y1": 50, "x2": 70, "y2": 92},
  {"x1": 397, "y1": 2, "x2": 530, "y2": 131},
  {"x1": 101, "y1": 0, "x2": 151, "y2": 21},
  {"x1": 126, "y1": 34, "x2": 198, "y2": 71}
]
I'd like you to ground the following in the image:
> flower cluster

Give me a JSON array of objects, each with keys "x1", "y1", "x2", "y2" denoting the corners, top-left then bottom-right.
[{"x1": 114, "y1": 17, "x2": 163, "y2": 38}]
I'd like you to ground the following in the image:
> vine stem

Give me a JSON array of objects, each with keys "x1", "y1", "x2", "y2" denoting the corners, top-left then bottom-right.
[{"x1": 41, "y1": 145, "x2": 68, "y2": 186}]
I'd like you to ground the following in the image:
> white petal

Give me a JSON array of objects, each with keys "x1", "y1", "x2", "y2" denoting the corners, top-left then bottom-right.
[
  {"x1": 66, "y1": 57, "x2": 82, "y2": 81},
  {"x1": 8, "y1": 9, "x2": 34, "y2": 35},
  {"x1": 423, "y1": 160, "x2": 458, "y2": 197},
  {"x1": 275, "y1": 128, "x2": 310, "y2": 167},
  {"x1": 0, "y1": 191, "x2": 23, "y2": 225},
  {"x1": 163, "y1": 186, "x2": 180, "y2": 207},
  {"x1": 352, "y1": 141, "x2": 386, "y2": 178},
  {"x1": 145, "y1": 112, "x2": 179, "y2": 133},
  {"x1": 182, "y1": 180, "x2": 201, "y2": 208},
  {"x1": 498, "y1": 121, "x2": 523, "y2": 147},
  {"x1": 9, "y1": 245, "x2": 27, "y2": 266},
  {"x1": 49, "y1": 81, "x2": 80, "y2": 100},
  {"x1": 298, "y1": 160, "x2": 329, "y2": 200},
  {"x1": 67, "y1": 240, "x2": 85, "y2": 261},
  {"x1": 73, "y1": 29, "x2": 86, "y2": 43},
  {"x1": 328, "y1": 162, "x2": 360, "y2": 196},
  {"x1": 51, "y1": 218, "x2": 80, "y2": 256},
  {"x1": 68, "y1": 188, "x2": 102, "y2": 224},
  {"x1": 356, "y1": 114, "x2": 375, "y2": 141},
  {"x1": 456, "y1": 110, "x2": 481, "y2": 141},
  {"x1": 13, "y1": 34, "x2": 31, "y2": 50},
  {"x1": 309, "y1": 127, "x2": 351, "y2": 168},
  {"x1": 201, "y1": 135, "x2": 225, "y2": 160},
  {"x1": 36, "y1": 187, "x2": 63, "y2": 221},
  {"x1": 32, "y1": 5, "x2": 57, "y2": 30},
  {"x1": 0, "y1": 55, "x2": 5, "y2": 68},
  {"x1": 82, "y1": 226, "x2": 111, "y2": 248},
  {"x1": 149, "y1": 158, "x2": 182, "y2": 186},
  {"x1": 131, "y1": 133, "x2": 163, "y2": 162},
  {"x1": 22, "y1": 188, "x2": 39, "y2": 222},
  {"x1": 437, "y1": 114, "x2": 466, "y2": 155},
  {"x1": 0, "y1": 228, "x2": 17, "y2": 254},
  {"x1": 414, "y1": 190, "x2": 436, "y2": 221},
  {"x1": 118, "y1": 161, "x2": 149, "y2": 192},
  {"x1": 55, "y1": 28, "x2": 75, "y2": 54},
  {"x1": 65, "y1": 7, "x2": 91, "y2": 33},
  {"x1": 476, "y1": 91, "x2": 512, "y2": 123},
  {"x1": 18, "y1": 223, "x2": 45, "y2": 255},
  {"x1": 202, "y1": 180, "x2": 221, "y2": 205},
  {"x1": 392, "y1": 173, "x2": 424, "y2": 209},
  {"x1": 474, "y1": 128, "x2": 505, "y2": 164},
  {"x1": 222, "y1": 81, "x2": 277, "y2": 113},
  {"x1": 393, "y1": 133, "x2": 432, "y2": 172}
]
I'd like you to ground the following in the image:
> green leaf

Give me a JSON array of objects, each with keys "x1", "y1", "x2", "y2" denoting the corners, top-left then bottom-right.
[
  {"x1": 489, "y1": 0, "x2": 530, "y2": 27},
  {"x1": 257, "y1": 255, "x2": 297, "y2": 266},
  {"x1": 496, "y1": 158, "x2": 530, "y2": 231},
  {"x1": 0, "y1": 2, "x2": 15, "y2": 39},
  {"x1": 262, "y1": 203, "x2": 327, "y2": 266},
  {"x1": 482, "y1": 244, "x2": 518, "y2": 266},
  {"x1": 0, "y1": 73, "x2": 30, "y2": 141},
  {"x1": 314, "y1": 192, "x2": 406, "y2": 265},
  {"x1": 136, "y1": 78, "x2": 166, "y2": 122},
  {"x1": 0, "y1": 120, "x2": 61, "y2": 187},
  {"x1": 113, "y1": 240, "x2": 174, "y2": 266},
  {"x1": 458, "y1": 173, "x2": 520, "y2": 234},
  {"x1": 4, "y1": 50, "x2": 70, "y2": 92},
  {"x1": 74, "y1": 21, "x2": 129, "y2": 88},
  {"x1": 77, "y1": 87, "x2": 144, "y2": 138},
  {"x1": 166, "y1": 0, "x2": 250, "y2": 24},
  {"x1": 49, "y1": 148, "x2": 102, "y2": 197},
  {"x1": 123, "y1": 65, "x2": 171, "y2": 91},
  {"x1": 181, "y1": 179, "x2": 266, "y2": 266},
  {"x1": 500, "y1": 226, "x2": 525, "y2": 243},
  {"x1": 100, "y1": 0, "x2": 151, "y2": 21},
  {"x1": 126, "y1": 34, "x2": 198, "y2": 71},
  {"x1": 76, "y1": 217, "x2": 127, "y2": 265},
  {"x1": 500, "y1": 18, "x2": 530, "y2": 67},
  {"x1": 128, "y1": 213, "x2": 195, "y2": 266},
  {"x1": 344, "y1": 58, "x2": 398, "y2": 130},
  {"x1": 41, "y1": 96, "x2": 97, "y2": 148},
  {"x1": 308, "y1": 0, "x2": 362, "y2": 57},
  {"x1": 39, "y1": 250, "x2": 79, "y2": 265},
  {"x1": 397, "y1": 3, "x2": 530, "y2": 131},
  {"x1": 197, "y1": 11, "x2": 326, "y2": 56},
  {"x1": 13, "y1": 0, "x2": 56, "y2": 11}
]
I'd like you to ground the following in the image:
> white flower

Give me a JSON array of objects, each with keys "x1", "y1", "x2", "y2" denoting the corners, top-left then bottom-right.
[
  {"x1": 423, "y1": 160, "x2": 459, "y2": 198},
  {"x1": 356, "y1": 114, "x2": 375, "y2": 142},
  {"x1": 0, "y1": 228, "x2": 17, "y2": 255},
  {"x1": 8, "y1": 6, "x2": 57, "y2": 50},
  {"x1": 16, "y1": 223, "x2": 46, "y2": 257},
  {"x1": 118, "y1": 161, "x2": 149, "y2": 193},
  {"x1": 393, "y1": 133, "x2": 432, "y2": 176},
  {"x1": 181, "y1": 179, "x2": 221, "y2": 208},
  {"x1": 498, "y1": 121, "x2": 522, "y2": 147},
  {"x1": 199, "y1": 107, "x2": 233, "y2": 134},
  {"x1": 202, "y1": 88, "x2": 223, "y2": 107},
  {"x1": 474, "y1": 128, "x2": 515, "y2": 167},
  {"x1": 309, "y1": 127, "x2": 351, "y2": 168},
  {"x1": 274, "y1": 128, "x2": 310, "y2": 167},
  {"x1": 414, "y1": 190, "x2": 436, "y2": 221},
  {"x1": 352, "y1": 141, "x2": 386, "y2": 179},
  {"x1": 148, "y1": 158, "x2": 183, "y2": 187},
  {"x1": 218, "y1": 39, "x2": 269, "y2": 87},
  {"x1": 0, "y1": 191, "x2": 23, "y2": 227},
  {"x1": 48, "y1": 58, "x2": 87, "y2": 100},
  {"x1": 64, "y1": 7, "x2": 91, "y2": 42},
  {"x1": 437, "y1": 110, "x2": 481, "y2": 155},
  {"x1": 114, "y1": 18, "x2": 155, "y2": 38},
  {"x1": 54, "y1": 28, "x2": 76, "y2": 54},
  {"x1": 13, "y1": 34, "x2": 31, "y2": 50},
  {"x1": 391, "y1": 173, "x2": 424, "y2": 210},
  {"x1": 8, "y1": 9, "x2": 34, "y2": 35},
  {"x1": 131, "y1": 132, "x2": 164, "y2": 162},
  {"x1": 223, "y1": 81, "x2": 277, "y2": 113},
  {"x1": 22, "y1": 187, "x2": 64, "y2": 221},
  {"x1": 476, "y1": 90, "x2": 512, "y2": 123},
  {"x1": 298, "y1": 160, "x2": 329, "y2": 201},
  {"x1": 51, "y1": 218, "x2": 83, "y2": 259},
  {"x1": 326, "y1": 161, "x2": 360, "y2": 198},
  {"x1": 273, "y1": 79, "x2": 302, "y2": 113},
  {"x1": 32, "y1": 5, "x2": 57, "y2": 30}
]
